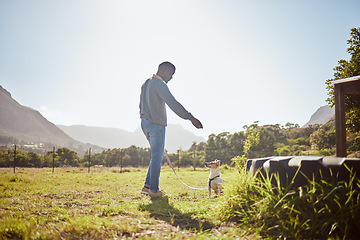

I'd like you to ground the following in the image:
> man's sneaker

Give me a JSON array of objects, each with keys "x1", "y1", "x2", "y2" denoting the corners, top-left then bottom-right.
[
  {"x1": 141, "y1": 187, "x2": 150, "y2": 194},
  {"x1": 148, "y1": 190, "x2": 165, "y2": 197}
]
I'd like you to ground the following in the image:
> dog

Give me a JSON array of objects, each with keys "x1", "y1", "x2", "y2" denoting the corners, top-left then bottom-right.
[{"x1": 204, "y1": 159, "x2": 224, "y2": 197}]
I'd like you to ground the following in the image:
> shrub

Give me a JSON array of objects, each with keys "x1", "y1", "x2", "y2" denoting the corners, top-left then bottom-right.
[
  {"x1": 218, "y1": 167, "x2": 360, "y2": 239},
  {"x1": 275, "y1": 146, "x2": 290, "y2": 156},
  {"x1": 348, "y1": 136, "x2": 360, "y2": 152}
]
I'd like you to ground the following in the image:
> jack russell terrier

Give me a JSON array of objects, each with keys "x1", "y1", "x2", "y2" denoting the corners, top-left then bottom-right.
[{"x1": 204, "y1": 159, "x2": 224, "y2": 197}]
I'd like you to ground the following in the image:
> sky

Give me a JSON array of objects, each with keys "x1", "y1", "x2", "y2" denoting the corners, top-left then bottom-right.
[{"x1": 1, "y1": 0, "x2": 359, "y2": 139}]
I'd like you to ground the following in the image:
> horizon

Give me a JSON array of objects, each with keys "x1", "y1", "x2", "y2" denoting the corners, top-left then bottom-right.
[
  {"x1": 1, "y1": 81, "x2": 332, "y2": 140},
  {"x1": 0, "y1": 82, "x2": 335, "y2": 140},
  {"x1": 1, "y1": 1, "x2": 359, "y2": 139}
]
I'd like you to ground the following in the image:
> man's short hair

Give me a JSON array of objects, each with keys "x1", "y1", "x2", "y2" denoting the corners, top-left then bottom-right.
[{"x1": 158, "y1": 61, "x2": 176, "y2": 72}]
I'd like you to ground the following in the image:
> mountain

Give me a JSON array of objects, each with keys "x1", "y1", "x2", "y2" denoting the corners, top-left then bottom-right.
[
  {"x1": 302, "y1": 105, "x2": 335, "y2": 127},
  {"x1": 0, "y1": 85, "x2": 102, "y2": 154},
  {"x1": 0, "y1": 85, "x2": 203, "y2": 154},
  {"x1": 4, "y1": 84, "x2": 334, "y2": 154},
  {"x1": 57, "y1": 124, "x2": 205, "y2": 153}
]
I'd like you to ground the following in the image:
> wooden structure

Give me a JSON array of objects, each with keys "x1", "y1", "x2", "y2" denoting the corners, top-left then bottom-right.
[{"x1": 331, "y1": 75, "x2": 360, "y2": 157}]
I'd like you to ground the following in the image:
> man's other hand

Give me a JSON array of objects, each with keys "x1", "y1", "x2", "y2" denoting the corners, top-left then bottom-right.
[{"x1": 190, "y1": 117, "x2": 203, "y2": 129}]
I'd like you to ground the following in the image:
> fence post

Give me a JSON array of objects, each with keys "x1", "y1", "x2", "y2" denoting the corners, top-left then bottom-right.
[
  {"x1": 119, "y1": 149, "x2": 123, "y2": 173},
  {"x1": 88, "y1": 148, "x2": 91, "y2": 173},
  {"x1": 52, "y1": 146, "x2": 55, "y2": 173},
  {"x1": 178, "y1": 150, "x2": 180, "y2": 171},
  {"x1": 13, "y1": 144, "x2": 16, "y2": 174},
  {"x1": 193, "y1": 147, "x2": 196, "y2": 171}
]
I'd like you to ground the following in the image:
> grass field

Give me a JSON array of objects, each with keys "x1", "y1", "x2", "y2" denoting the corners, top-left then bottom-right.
[{"x1": 0, "y1": 166, "x2": 257, "y2": 239}]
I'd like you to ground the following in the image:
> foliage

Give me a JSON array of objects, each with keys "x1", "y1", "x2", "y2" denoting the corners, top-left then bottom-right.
[
  {"x1": 348, "y1": 135, "x2": 360, "y2": 152},
  {"x1": 309, "y1": 118, "x2": 336, "y2": 150},
  {"x1": 56, "y1": 147, "x2": 80, "y2": 166},
  {"x1": 205, "y1": 132, "x2": 244, "y2": 164},
  {"x1": 242, "y1": 122, "x2": 261, "y2": 158},
  {"x1": 275, "y1": 146, "x2": 290, "y2": 156},
  {"x1": 0, "y1": 148, "x2": 51, "y2": 168},
  {"x1": 0, "y1": 118, "x2": 352, "y2": 169},
  {"x1": 326, "y1": 27, "x2": 360, "y2": 133},
  {"x1": 219, "y1": 164, "x2": 360, "y2": 239}
]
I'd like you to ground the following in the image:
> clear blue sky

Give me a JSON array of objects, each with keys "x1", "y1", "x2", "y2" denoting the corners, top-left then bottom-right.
[{"x1": 1, "y1": 0, "x2": 359, "y2": 138}]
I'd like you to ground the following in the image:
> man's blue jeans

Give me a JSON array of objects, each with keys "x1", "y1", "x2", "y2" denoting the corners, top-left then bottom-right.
[{"x1": 141, "y1": 118, "x2": 166, "y2": 192}]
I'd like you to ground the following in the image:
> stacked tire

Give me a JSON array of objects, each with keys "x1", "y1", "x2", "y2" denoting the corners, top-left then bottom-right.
[{"x1": 246, "y1": 156, "x2": 360, "y2": 188}]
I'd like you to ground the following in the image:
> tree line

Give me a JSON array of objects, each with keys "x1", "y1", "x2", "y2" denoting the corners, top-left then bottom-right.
[{"x1": 2, "y1": 119, "x2": 358, "y2": 169}]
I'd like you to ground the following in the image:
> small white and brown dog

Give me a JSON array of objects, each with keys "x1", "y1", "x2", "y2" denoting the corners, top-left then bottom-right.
[{"x1": 204, "y1": 159, "x2": 225, "y2": 197}]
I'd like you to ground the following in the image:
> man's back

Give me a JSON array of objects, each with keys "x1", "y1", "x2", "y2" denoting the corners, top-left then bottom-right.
[
  {"x1": 140, "y1": 77, "x2": 167, "y2": 126},
  {"x1": 140, "y1": 76, "x2": 193, "y2": 127}
]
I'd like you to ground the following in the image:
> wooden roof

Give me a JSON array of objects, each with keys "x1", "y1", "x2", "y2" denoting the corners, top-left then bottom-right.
[{"x1": 331, "y1": 75, "x2": 360, "y2": 85}]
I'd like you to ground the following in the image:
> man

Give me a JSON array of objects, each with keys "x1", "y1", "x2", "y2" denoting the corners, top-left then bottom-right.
[{"x1": 139, "y1": 61, "x2": 203, "y2": 197}]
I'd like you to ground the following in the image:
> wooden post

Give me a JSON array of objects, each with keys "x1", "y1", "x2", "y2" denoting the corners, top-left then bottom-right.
[
  {"x1": 178, "y1": 150, "x2": 180, "y2": 171},
  {"x1": 120, "y1": 149, "x2": 123, "y2": 173},
  {"x1": 334, "y1": 84, "x2": 347, "y2": 157},
  {"x1": 52, "y1": 146, "x2": 55, "y2": 173},
  {"x1": 193, "y1": 148, "x2": 196, "y2": 171},
  {"x1": 13, "y1": 145, "x2": 16, "y2": 174},
  {"x1": 88, "y1": 148, "x2": 91, "y2": 173}
]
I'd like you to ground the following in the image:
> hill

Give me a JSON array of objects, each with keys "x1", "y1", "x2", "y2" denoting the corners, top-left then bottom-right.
[
  {"x1": 0, "y1": 85, "x2": 204, "y2": 154},
  {"x1": 0, "y1": 85, "x2": 102, "y2": 154},
  {"x1": 302, "y1": 105, "x2": 335, "y2": 127},
  {"x1": 2, "y1": 84, "x2": 334, "y2": 154},
  {"x1": 57, "y1": 124, "x2": 206, "y2": 153}
]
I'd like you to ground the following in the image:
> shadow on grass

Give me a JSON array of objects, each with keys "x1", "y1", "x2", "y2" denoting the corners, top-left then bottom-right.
[{"x1": 139, "y1": 196, "x2": 214, "y2": 231}]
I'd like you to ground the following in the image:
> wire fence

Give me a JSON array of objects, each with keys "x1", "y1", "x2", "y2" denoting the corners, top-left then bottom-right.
[{"x1": 1, "y1": 144, "x2": 341, "y2": 174}]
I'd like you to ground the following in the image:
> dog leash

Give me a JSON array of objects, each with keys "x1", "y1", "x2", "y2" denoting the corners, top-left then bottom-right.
[{"x1": 164, "y1": 151, "x2": 208, "y2": 190}]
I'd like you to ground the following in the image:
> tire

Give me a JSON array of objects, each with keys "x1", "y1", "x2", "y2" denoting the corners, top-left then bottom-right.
[{"x1": 246, "y1": 156, "x2": 360, "y2": 188}]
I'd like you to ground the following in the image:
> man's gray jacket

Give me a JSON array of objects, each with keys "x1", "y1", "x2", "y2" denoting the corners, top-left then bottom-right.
[{"x1": 139, "y1": 76, "x2": 193, "y2": 126}]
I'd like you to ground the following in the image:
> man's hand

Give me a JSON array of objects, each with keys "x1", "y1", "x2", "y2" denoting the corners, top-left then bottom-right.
[{"x1": 190, "y1": 117, "x2": 203, "y2": 129}]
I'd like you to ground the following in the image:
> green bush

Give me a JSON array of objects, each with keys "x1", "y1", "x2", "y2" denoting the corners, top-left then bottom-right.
[
  {"x1": 218, "y1": 167, "x2": 360, "y2": 239},
  {"x1": 348, "y1": 136, "x2": 360, "y2": 151},
  {"x1": 275, "y1": 146, "x2": 290, "y2": 156}
]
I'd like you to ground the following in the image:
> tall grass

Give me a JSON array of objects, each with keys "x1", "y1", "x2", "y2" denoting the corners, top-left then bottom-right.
[
  {"x1": 3, "y1": 165, "x2": 359, "y2": 239},
  {"x1": 218, "y1": 166, "x2": 360, "y2": 239}
]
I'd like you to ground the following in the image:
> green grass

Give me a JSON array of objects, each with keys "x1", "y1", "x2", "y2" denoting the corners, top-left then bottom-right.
[
  {"x1": 0, "y1": 166, "x2": 253, "y2": 239},
  {"x1": 218, "y1": 167, "x2": 360, "y2": 239},
  {"x1": 2, "y1": 165, "x2": 358, "y2": 239}
]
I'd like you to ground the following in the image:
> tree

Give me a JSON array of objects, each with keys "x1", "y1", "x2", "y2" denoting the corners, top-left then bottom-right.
[
  {"x1": 215, "y1": 132, "x2": 233, "y2": 163},
  {"x1": 188, "y1": 142, "x2": 197, "y2": 152},
  {"x1": 242, "y1": 122, "x2": 260, "y2": 158},
  {"x1": 326, "y1": 27, "x2": 360, "y2": 133},
  {"x1": 56, "y1": 147, "x2": 80, "y2": 166},
  {"x1": 196, "y1": 142, "x2": 206, "y2": 152},
  {"x1": 250, "y1": 125, "x2": 276, "y2": 157},
  {"x1": 104, "y1": 148, "x2": 119, "y2": 167},
  {"x1": 309, "y1": 128, "x2": 335, "y2": 150},
  {"x1": 179, "y1": 149, "x2": 193, "y2": 166},
  {"x1": 205, "y1": 134, "x2": 217, "y2": 161},
  {"x1": 28, "y1": 152, "x2": 42, "y2": 167},
  {"x1": 229, "y1": 132, "x2": 245, "y2": 157}
]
